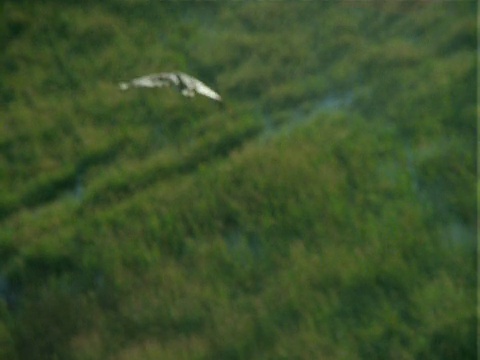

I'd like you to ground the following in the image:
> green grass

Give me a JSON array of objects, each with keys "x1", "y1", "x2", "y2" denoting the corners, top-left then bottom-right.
[{"x1": 0, "y1": 1, "x2": 476, "y2": 359}]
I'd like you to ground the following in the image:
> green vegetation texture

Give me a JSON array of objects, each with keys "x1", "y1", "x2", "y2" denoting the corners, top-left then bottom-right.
[{"x1": 0, "y1": 1, "x2": 476, "y2": 359}]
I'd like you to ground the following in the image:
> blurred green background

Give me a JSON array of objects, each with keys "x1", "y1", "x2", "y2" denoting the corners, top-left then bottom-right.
[{"x1": 0, "y1": 1, "x2": 476, "y2": 359}]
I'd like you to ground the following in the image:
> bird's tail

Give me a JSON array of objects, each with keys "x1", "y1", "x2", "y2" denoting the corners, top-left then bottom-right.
[{"x1": 119, "y1": 82, "x2": 130, "y2": 91}]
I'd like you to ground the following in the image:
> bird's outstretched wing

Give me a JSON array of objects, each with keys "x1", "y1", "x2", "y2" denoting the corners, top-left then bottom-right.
[
  {"x1": 119, "y1": 73, "x2": 178, "y2": 90},
  {"x1": 119, "y1": 72, "x2": 222, "y2": 102},
  {"x1": 177, "y1": 72, "x2": 222, "y2": 102}
]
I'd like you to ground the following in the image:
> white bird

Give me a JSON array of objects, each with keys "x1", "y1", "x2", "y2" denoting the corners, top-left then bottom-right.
[{"x1": 119, "y1": 72, "x2": 222, "y2": 102}]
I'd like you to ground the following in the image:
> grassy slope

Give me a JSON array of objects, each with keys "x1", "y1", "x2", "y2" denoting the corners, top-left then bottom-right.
[{"x1": 0, "y1": 1, "x2": 476, "y2": 359}]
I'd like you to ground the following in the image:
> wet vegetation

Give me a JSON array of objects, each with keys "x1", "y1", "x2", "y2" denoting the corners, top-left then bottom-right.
[{"x1": 0, "y1": 1, "x2": 476, "y2": 359}]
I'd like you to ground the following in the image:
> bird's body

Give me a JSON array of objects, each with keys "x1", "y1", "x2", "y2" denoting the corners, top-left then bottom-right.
[{"x1": 119, "y1": 72, "x2": 222, "y2": 102}]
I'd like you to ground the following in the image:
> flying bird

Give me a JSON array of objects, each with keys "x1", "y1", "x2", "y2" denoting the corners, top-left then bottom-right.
[{"x1": 119, "y1": 72, "x2": 222, "y2": 102}]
